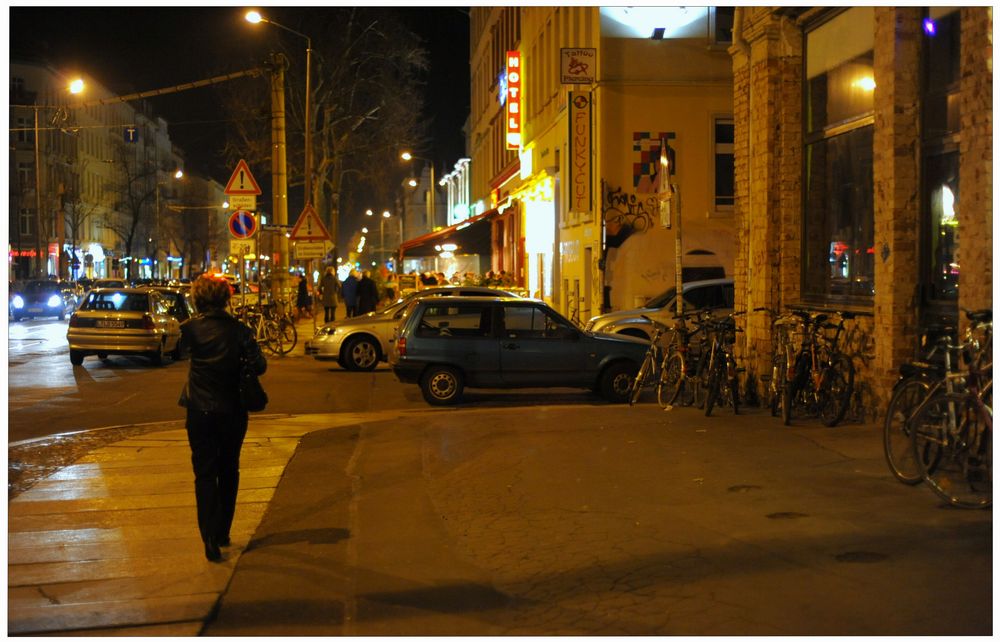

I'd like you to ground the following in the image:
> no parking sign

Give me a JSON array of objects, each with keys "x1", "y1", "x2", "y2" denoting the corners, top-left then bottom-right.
[{"x1": 228, "y1": 210, "x2": 258, "y2": 239}]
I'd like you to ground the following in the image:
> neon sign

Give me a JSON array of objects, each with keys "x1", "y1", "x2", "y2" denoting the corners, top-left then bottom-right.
[{"x1": 505, "y1": 51, "x2": 522, "y2": 150}]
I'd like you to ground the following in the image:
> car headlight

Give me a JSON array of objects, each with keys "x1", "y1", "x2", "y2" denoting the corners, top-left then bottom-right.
[
  {"x1": 12, "y1": 295, "x2": 24, "y2": 309},
  {"x1": 48, "y1": 294, "x2": 63, "y2": 307}
]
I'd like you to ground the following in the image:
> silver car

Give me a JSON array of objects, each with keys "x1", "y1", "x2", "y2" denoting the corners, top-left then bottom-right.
[
  {"x1": 305, "y1": 285, "x2": 518, "y2": 371},
  {"x1": 66, "y1": 288, "x2": 183, "y2": 366},
  {"x1": 584, "y1": 278, "x2": 734, "y2": 339}
]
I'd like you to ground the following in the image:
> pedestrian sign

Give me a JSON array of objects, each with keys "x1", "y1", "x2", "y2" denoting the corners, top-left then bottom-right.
[
  {"x1": 224, "y1": 159, "x2": 263, "y2": 196},
  {"x1": 289, "y1": 204, "x2": 331, "y2": 241},
  {"x1": 229, "y1": 210, "x2": 258, "y2": 239}
]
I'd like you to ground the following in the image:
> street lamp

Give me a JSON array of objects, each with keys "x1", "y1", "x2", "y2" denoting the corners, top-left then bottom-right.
[
  {"x1": 24, "y1": 77, "x2": 85, "y2": 278},
  {"x1": 155, "y1": 169, "x2": 183, "y2": 280},
  {"x1": 400, "y1": 151, "x2": 438, "y2": 233},
  {"x1": 246, "y1": 10, "x2": 312, "y2": 205}
]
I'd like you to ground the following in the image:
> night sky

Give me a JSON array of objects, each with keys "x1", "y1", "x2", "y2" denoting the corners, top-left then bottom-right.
[{"x1": 10, "y1": 5, "x2": 471, "y2": 186}]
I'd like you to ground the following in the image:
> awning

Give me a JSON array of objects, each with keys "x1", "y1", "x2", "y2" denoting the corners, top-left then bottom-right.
[{"x1": 399, "y1": 208, "x2": 498, "y2": 258}]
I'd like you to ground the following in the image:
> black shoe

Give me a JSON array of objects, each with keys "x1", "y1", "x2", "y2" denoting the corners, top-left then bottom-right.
[
  {"x1": 217, "y1": 535, "x2": 231, "y2": 547},
  {"x1": 204, "y1": 538, "x2": 222, "y2": 562}
]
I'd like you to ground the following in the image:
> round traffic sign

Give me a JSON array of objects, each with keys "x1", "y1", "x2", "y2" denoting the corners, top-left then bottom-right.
[{"x1": 229, "y1": 210, "x2": 257, "y2": 239}]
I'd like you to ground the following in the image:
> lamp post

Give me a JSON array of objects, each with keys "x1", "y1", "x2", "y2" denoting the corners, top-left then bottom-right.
[
  {"x1": 401, "y1": 151, "x2": 437, "y2": 233},
  {"x1": 25, "y1": 77, "x2": 85, "y2": 278},
  {"x1": 246, "y1": 10, "x2": 312, "y2": 204}
]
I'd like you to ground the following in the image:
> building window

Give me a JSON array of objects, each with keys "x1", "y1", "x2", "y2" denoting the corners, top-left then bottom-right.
[
  {"x1": 711, "y1": 7, "x2": 735, "y2": 45},
  {"x1": 713, "y1": 117, "x2": 734, "y2": 209},
  {"x1": 17, "y1": 162, "x2": 33, "y2": 189},
  {"x1": 921, "y1": 7, "x2": 960, "y2": 307},
  {"x1": 802, "y1": 7, "x2": 875, "y2": 302},
  {"x1": 19, "y1": 208, "x2": 33, "y2": 236}
]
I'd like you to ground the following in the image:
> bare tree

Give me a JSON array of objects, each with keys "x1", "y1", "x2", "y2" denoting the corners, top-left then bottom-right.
[
  {"x1": 219, "y1": 7, "x2": 429, "y2": 254},
  {"x1": 102, "y1": 141, "x2": 158, "y2": 280},
  {"x1": 62, "y1": 180, "x2": 103, "y2": 279}
]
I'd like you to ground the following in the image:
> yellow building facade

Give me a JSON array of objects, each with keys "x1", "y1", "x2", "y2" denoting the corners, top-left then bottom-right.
[{"x1": 471, "y1": 7, "x2": 736, "y2": 322}]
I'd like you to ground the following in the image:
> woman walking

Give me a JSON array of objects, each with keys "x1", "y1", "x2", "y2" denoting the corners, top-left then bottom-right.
[{"x1": 178, "y1": 274, "x2": 267, "y2": 562}]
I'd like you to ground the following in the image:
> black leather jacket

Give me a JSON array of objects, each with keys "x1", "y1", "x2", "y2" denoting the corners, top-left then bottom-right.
[{"x1": 178, "y1": 309, "x2": 267, "y2": 414}]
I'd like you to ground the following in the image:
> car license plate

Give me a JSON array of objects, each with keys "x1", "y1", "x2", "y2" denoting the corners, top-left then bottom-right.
[
  {"x1": 26, "y1": 307, "x2": 43, "y2": 314},
  {"x1": 96, "y1": 319, "x2": 126, "y2": 328}
]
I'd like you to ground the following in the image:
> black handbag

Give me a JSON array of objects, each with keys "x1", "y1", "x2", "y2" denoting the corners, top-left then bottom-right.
[{"x1": 239, "y1": 334, "x2": 268, "y2": 412}]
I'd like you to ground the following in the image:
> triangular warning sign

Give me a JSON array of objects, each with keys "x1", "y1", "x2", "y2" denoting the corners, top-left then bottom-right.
[
  {"x1": 224, "y1": 159, "x2": 263, "y2": 196},
  {"x1": 289, "y1": 204, "x2": 331, "y2": 241}
]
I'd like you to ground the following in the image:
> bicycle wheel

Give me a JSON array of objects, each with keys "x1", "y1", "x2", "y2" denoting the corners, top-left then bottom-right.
[
  {"x1": 704, "y1": 354, "x2": 722, "y2": 417},
  {"x1": 277, "y1": 318, "x2": 297, "y2": 355},
  {"x1": 768, "y1": 353, "x2": 784, "y2": 417},
  {"x1": 629, "y1": 352, "x2": 653, "y2": 406},
  {"x1": 657, "y1": 352, "x2": 685, "y2": 408},
  {"x1": 818, "y1": 353, "x2": 854, "y2": 427},
  {"x1": 911, "y1": 392, "x2": 992, "y2": 509},
  {"x1": 260, "y1": 320, "x2": 281, "y2": 355},
  {"x1": 883, "y1": 377, "x2": 932, "y2": 484}
]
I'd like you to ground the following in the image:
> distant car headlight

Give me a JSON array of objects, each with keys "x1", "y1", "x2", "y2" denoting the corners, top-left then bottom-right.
[
  {"x1": 12, "y1": 295, "x2": 24, "y2": 309},
  {"x1": 48, "y1": 294, "x2": 63, "y2": 307}
]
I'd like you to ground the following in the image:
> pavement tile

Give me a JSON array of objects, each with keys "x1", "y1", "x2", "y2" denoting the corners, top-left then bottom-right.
[
  {"x1": 8, "y1": 488, "x2": 277, "y2": 516},
  {"x1": 8, "y1": 593, "x2": 220, "y2": 635}
]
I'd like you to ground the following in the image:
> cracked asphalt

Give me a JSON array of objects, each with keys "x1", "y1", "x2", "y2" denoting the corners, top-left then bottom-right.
[{"x1": 204, "y1": 403, "x2": 991, "y2": 636}]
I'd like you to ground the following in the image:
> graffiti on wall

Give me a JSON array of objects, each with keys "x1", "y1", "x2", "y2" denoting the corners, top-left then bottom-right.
[{"x1": 601, "y1": 181, "x2": 657, "y2": 248}]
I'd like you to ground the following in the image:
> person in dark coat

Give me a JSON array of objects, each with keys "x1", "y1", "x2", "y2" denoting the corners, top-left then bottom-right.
[
  {"x1": 295, "y1": 274, "x2": 312, "y2": 320},
  {"x1": 179, "y1": 274, "x2": 267, "y2": 562},
  {"x1": 319, "y1": 267, "x2": 341, "y2": 323},
  {"x1": 357, "y1": 270, "x2": 379, "y2": 315},
  {"x1": 342, "y1": 269, "x2": 359, "y2": 317}
]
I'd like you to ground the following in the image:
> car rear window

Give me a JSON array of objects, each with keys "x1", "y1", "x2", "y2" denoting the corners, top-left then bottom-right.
[
  {"x1": 82, "y1": 291, "x2": 150, "y2": 312},
  {"x1": 416, "y1": 303, "x2": 492, "y2": 337}
]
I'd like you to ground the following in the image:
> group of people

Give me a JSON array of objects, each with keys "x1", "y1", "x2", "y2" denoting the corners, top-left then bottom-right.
[
  {"x1": 302, "y1": 268, "x2": 387, "y2": 323},
  {"x1": 414, "y1": 269, "x2": 517, "y2": 288}
]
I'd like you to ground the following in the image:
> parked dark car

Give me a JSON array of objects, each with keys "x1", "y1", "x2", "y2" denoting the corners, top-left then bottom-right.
[
  {"x1": 10, "y1": 280, "x2": 78, "y2": 321},
  {"x1": 390, "y1": 296, "x2": 647, "y2": 405}
]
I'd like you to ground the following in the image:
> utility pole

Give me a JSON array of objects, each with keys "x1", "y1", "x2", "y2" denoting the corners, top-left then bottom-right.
[{"x1": 268, "y1": 53, "x2": 291, "y2": 305}]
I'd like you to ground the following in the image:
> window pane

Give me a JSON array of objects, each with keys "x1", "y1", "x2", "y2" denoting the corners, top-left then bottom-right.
[
  {"x1": 924, "y1": 151, "x2": 959, "y2": 301},
  {"x1": 806, "y1": 8, "x2": 875, "y2": 133},
  {"x1": 924, "y1": 10, "x2": 961, "y2": 138},
  {"x1": 715, "y1": 154, "x2": 734, "y2": 206},
  {"x1": 803, "y1": 126, "x2": 874, "y2": 299}
]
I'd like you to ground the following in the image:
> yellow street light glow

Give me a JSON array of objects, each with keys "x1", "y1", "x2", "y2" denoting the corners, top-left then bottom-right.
[
  {"x1": 407, "y1": 178, "x2": 418, "y2": 187},
  {"x1": 382, "y1": 210, "x2": 391, "y2": 218},
  {"x1": 245, "y1": 10, "x2": 263, "y2": 24},
  {"x1": 68, "y1": 79, "x2": 85, "y2": 94},
  {"x1": 223, "y1": 201, "x2": 230, "y2": 209},
  {"x1": 362, "y1": 227, "x2": 369, "y2": 233},
  {"x1": 400, "y1": 151, "x2": 413, "y2": 161},
  {"x1": 855, "y1": 76, "x2": 876, "y2": 91},
  {"x1": 366, "y1": 209, "x2": 373, "y2": 216},
  {"x1": 441, "y1": 243, "x2": 458, "y2": 252},
  {"x1": 174, "y1": 169, "x2": 184, "y2": 179}
]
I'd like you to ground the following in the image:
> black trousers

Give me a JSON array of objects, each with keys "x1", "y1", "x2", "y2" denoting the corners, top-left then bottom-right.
[
  {"x1": 185, "y1": 408, "x2": 249, "y2": 544},
  {"x1": 324, "y1": 305, "x2": 336, "y2": 323}
]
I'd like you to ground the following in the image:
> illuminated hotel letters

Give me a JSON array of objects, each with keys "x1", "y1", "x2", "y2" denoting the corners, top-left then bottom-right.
[
  {"x1": 569, "y1": 92, "x2": 592, "y2": 213},
  {"x1": 506, "y1": 51, "x2": 521, "y2": 150}
]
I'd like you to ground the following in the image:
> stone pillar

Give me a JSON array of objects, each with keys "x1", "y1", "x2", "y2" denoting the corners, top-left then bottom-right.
[
  {"x1": 958, "y1": 8, "x2": 993, "y2": 318},
  {"x1": 872, "y1": 7, "x2": 922, "y2": 406}
]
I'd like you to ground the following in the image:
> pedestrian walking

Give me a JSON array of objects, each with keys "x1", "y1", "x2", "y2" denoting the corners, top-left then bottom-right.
[
  {"x1": 357, "y1": 269, "x2": 379, "y2": 315},
  {"x1": 178, "y1": 274, "x2": 267, "y2": 562},
  {"x1": 383, "y1": 272, "x2": 398, "y2": 304},
  {"x1": 296, "y1": 274, "x2": 313, "y2": 320},
  {"x1": 342, "y1": 269, "x2": 360, "y2": 317},
  {"x1": 320, "y1": 267, "x2": 341, "y2": 323}
]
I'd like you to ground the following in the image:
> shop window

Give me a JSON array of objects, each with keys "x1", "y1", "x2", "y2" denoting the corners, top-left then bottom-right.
[
  {"x1": 19, "y1": 208, "x2": 33, "y2": 236},
  {"x1": 921, "y1": 7, "x2": 960, "y2": 310},
  {"x1": 713, "y1": 118, "x2": 734, "y2": 209},
  {"x1": 802, "y1": 8, "x2": 875, "y2": 303}
]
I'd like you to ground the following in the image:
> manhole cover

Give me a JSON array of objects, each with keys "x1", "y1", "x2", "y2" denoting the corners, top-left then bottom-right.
[
  {"x1": 766, "y1": 511, "x2": 809, "y2": 519},
  {"x1": 728, "y1": 484, "x2": 762, "y2": 493},
  {"x1": 835, "y1": 551, "x2": 888, "y2": 563}
]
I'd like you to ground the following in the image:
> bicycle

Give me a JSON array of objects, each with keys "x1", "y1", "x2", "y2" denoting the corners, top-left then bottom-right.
[
  {"x1": 656, "y1": 308, "x2": 712, "y2": 409},
  {"x1": 628, "y1": 316, "x2": 671, "y2": 406},
  {"x1": 782, "y1": 309, "x2": 855, "y2": 427},
  {"x1": 753, "y1": 307, "x2": 803, "y2": 417},
  {"x1": 883, "y1": 324, "x2": 958, "y2": 485},
  {"x1": 701, "y1": 311, "x2": 743, "y2": 416},
  {"x1": 263, "y1": 298, "x2": 298, "y2": 355},
  {"x1": 234, "y1": 303, "x2": 282, "y2": 355},
  {"x1": 908, "y1": 309, "x2": 992, "y2": 508}
]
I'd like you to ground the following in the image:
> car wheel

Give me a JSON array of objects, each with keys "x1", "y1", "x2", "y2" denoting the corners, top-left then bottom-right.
[
  {"x1": 599, "y1": 361, "x2": 637, "y2": 403},
  {"x1": 170, "y1": 339, "x2": 183, "y2": 361},
  {"x1": 420, "y1": 365, "x2": 464, "y2": 405},
  {"x1": 70, "y1": 350, "x2": 84, "y2": 366},
  {"x1": 344, "y1": 336, "x2": 379, "y2": 371},
  {"x1": 149, "y1": 340, "x2": 165, "y2": 366}
]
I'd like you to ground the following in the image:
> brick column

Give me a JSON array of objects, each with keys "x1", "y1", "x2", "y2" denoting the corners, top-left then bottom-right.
[
  {"x1": 958, "y1": 8, "x2": 993, "y2": 317},
  {"x1": 872, "y1": 8, "x2": 922, "y2": 406}
]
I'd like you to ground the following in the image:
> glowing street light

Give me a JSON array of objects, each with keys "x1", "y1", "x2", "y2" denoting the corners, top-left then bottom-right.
[{"x1": 400, "y1": 150, "x2": 437, "y2": 231}]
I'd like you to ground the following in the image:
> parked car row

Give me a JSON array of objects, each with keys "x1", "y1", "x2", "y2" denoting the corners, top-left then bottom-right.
[{"x1": 305, "y1": 279, "x2": 734, "y2": 406}]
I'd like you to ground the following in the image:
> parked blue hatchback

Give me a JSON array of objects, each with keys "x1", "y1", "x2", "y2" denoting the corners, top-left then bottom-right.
[{"x1": 390, "y1": 295, "x2": 648, "y2": 405}]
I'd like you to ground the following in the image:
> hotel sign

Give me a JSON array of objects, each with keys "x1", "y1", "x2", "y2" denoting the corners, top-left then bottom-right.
[
  {"x1": 505, "y1": 51, "x2": 522, "y2": 150},
  {"x1": 569, "y1": 91, "x2": 593, "y2": 215}
]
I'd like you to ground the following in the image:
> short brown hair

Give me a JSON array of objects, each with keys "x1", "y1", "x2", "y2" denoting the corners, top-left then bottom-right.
[{"x1": 192, "y1": 274, "x2": 232, "y2": 310}]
